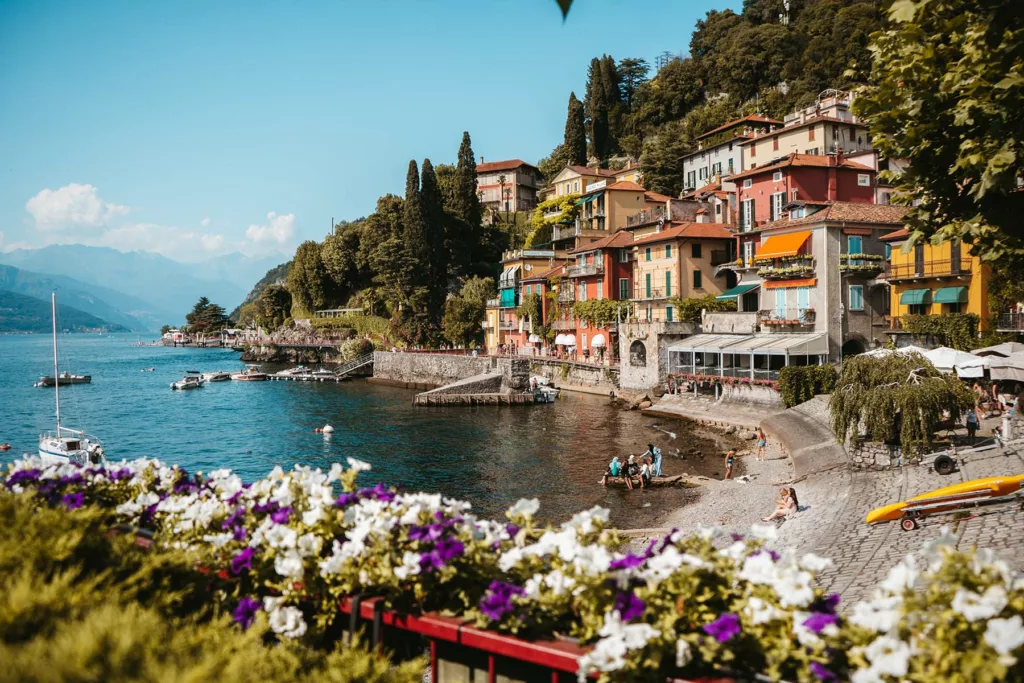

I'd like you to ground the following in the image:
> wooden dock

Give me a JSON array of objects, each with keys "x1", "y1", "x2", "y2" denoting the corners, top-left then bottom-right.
[
  {"x1": 268, "y1": 374, "x2": 349, "y2": 383},
  {"x1": 412, "y1": 392, "x2": 537, "y2": 407}
]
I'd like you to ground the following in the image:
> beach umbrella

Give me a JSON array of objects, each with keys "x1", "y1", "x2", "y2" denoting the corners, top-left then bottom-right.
[
  {"x1": 973, "y1": 342, "x2": 1024, "y2": 358},
  {"x1": 591, "y1": 333, "x2": 606, "y2": 348},
  {"x1": 989, "y1": 352, "x2": 1024, "y2": 382},
  {"x1": 923, "y1": 346, "x2": 985, "y2": 372}
]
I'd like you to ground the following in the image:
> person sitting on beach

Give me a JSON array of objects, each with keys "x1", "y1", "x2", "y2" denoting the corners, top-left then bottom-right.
[
  {"x1": 642, "y1": 443, "x2": 663, "y2": 477},
  {"x1": 723, "y1": 449, "x2": 736, "y2": 480},
  {"x1": 762, "y1": 488, "x2": 799, "y2": 522},
  {"x1": 624, "y1": 455, "x2": 638, "y2": 490},
  {"x1": 601, "y1": 457, "x2": 622, "y2": 486},
  {"x1": 639, "y1": 460, "x2": 652, "y2": 489},
  {"x1": 756, "y1": 428, "x2": 767, "y2": 462}
]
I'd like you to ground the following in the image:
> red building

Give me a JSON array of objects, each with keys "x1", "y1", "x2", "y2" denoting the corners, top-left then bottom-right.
[
  {"x1": 503, "y1": 264, "x2": 567, "y2": 352},
  {"x1": 563, "y1": 231, "x2": 634, "y2": 359},
  {"x1": 731, "y1": 153, "x2": 876, "y2": 232}
]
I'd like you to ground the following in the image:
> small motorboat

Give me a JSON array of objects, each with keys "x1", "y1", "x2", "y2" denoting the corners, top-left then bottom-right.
[
  {"x1": 311, "y1": 367, "x2": 338, "y2": 381},
  {"x1": 202, "y1": 371, "x2": 232, "y2": 382},
  {"x1": 866, "y1": 474, "x2": 1024, "y2": 530},
  {"x1": 171, "y1": 372, "x2": 205, "y2": 390},
  {"x1": 273, "y1": 365, "x2": 312, "y2": 380},
  {"x1": 232, "y1": 365, "x2": 268, "y2": 381},
  {"x1": 0, "y1": 443, "x2": 11, "y2": 452},
  {"x1": 36, "y1": 371, "x2": 92, "y2": 387},
  {"x1": 534, "y1": 386, "x2": 559, "y2": 403}
]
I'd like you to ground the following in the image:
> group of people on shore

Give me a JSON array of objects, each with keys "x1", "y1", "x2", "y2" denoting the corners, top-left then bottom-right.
[
  {"x1": 965, "y1": 380, "x2": 1021, "y2": 443},
  {"x1": 601, "y1": 444, "x2": 663, "y2": 489}
]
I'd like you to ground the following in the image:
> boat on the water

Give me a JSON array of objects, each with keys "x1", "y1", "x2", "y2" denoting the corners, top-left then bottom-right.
[
  {"x1": 274, "y1": 365, "x2": 312, "y2": 379},
  {"x1": 35, "y1": 371, "x2": 92, "y2": 387},
  {"x1": 866, "y1": 474, "x2": 1024, "y2": 529},
  {"x1": 171, "y1": 371, "x2": 206, "y2": 390},
  {"x1": 311, "y1": 367, "x2": 337, "y2": 379},
  {"x1": 38, "y1": 294, "x2": 105, "y2": 466},
  {"x1": 232, "y1": 365, "x2": 268, "y2": 381},
  {"x1": 201, "y1": 371, "x2": 232, "y2": 382}
]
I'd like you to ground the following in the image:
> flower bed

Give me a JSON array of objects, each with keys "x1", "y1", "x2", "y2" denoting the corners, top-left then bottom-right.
[{"x1": 3, "y1": 458, "x2": 1024, "y2": 682}]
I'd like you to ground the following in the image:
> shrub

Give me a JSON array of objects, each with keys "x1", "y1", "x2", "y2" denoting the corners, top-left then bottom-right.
[
  {"x1": 778, "y1": 365, "x2": 838, "y2": 408},
  {"x1": 340, "y1": 338, "x2": 374, "y2": 360}
]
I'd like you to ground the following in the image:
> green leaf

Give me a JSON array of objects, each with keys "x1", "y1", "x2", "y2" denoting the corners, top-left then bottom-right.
[{"x1": 555, "y1": 0, "x2": 572, "y2": 19}]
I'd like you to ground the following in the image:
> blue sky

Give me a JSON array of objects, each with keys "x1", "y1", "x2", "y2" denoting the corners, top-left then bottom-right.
[{"x1": 0, "y1": 0, "x2": 737, "y2": 262}]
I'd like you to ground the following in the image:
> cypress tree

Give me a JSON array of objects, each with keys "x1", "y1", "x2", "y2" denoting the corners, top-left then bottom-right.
[
  {"x1": 584, "y1": 57, "x2": 601, "y2": 159},
  {"x1": 419, "y1": 158, "x2": 449, "y2": 318},
  {"x1": 564, "y1": 92, "x2": 587, "y2": 166},
  {"x1": 402, "y1": 160, "x2": 428, "y2": 284},
  {"x1": 454, "y1": 132, "x2": 482, "y2": 228}
]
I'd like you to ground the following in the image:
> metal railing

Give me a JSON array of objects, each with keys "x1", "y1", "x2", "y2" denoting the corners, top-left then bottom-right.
[
  {"x1": 567, "y1": 262, "x2": 604, "y2": 277},
  {"x1": 996, "y1": 312, "x2": 1024, "y2": 332},
  {"x1": 884, "y1": 257, "x2": 972, "y2": 281},
  {"x1": 550, "y1": 319, "x2": 574, "y2": 331},
  {"x1": 485, "y1": 298, "x2": 500, "y2": 308},
  {"x1": 633, "y1": 286, "x2": 668, "y2": 300},
  {"x1": 760, "y1": 308, "x2": 817, "y2": 327},
  {"x1": 498, "y1": 320, "x2": 515, "y2": 330},
  {"x1": 626, "y1": 205, "x2": 667, "y2": 227},
  {"x1": 557, "y1": 288, "x2": 575, "y2": 303}
]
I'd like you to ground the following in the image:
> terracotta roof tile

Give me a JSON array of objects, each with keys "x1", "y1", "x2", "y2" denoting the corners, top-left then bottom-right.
[
  {"x1": 644, "y1": 191, "x2": 674, "y2": 203},
  {"x1": 759, "y1": 201, "x2": 907, "y2": 231},
  {"x1": 476, "y1": 159, "x2": 539, "y2": 174},
  {"x1": 567, "y1": 230, "x2": 634, "y2": 254},
  {"x1": 737, "y1": 116, "x2": 868, "y2": 143},
  {"x1": 630, "y1": 222, "x2": 734, "y2": 246},
  {"x1": 566, "y1": 165, "x2": 618, "y2": 177},
  {"x1": 681, "y1": 180, "x2": 721, "y2": 199},
  {"x1": 695, "y1": 114, "x2": 783, "y2": 141},
  {"x1": 521, "y1": 263, "x2": 568, "y2": 281},
  {"x1": 879, "y1": 227, "x2": 910, "y2": 242},
  {"x1": 729, "y1": 153, "x2": 874, "y2": 181}
]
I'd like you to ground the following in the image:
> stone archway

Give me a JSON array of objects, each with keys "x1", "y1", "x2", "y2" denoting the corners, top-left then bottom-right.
[
  {"x1": 629, "y1": 340, "x2": 647, "y2": 367},
  {"x1": 842, "y1": 337, "x2": 867, "y2": 358}
]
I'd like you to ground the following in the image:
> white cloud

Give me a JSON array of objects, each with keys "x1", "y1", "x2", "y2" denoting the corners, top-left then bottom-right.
[
  {"x1": 91, "y1": 222, "x2": 234, "y2": 263},
  {"x1": 200, "y1": 217, "x2": 211, "y2": 228},
  {"x1": 245, "y1": 212, "x2": 295, "y2": 246},
  {"x1": 26, "y1": 183, "x2": 129, "y2": 230}
]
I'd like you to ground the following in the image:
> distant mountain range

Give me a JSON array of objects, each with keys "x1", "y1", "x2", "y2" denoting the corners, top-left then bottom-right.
[
  {"x1": 0, "y1": 290, "x2": 128, "y2": 333},
  {"x1": 0, "y1": 245, "x2": 283, "y2": 328}
]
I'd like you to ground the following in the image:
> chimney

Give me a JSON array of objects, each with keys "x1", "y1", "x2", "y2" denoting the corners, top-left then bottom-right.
[
  {"x1": 827, "y1": 157, "x2": 838, "y2": 201},
  {"x1": 480, "y1": 156, "x2": 485, "y2": 164}
]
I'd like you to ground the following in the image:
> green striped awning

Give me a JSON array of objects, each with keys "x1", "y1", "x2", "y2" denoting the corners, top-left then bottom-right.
[
  {"x1": 716, "y1": 283, "x2": 760, "y2": 301},
  {"x1": 900, "y1": 288, "x2": 932, "y2": 305},
  {"x1": 933, "y1": 286, "x2": 967, "y2": 304}
]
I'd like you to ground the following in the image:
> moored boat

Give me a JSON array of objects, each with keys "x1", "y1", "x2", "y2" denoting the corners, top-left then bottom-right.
[
  {"x1": 36, "y1": 371, "x2": 92, "y2": 387},
  {"x1": 201, "y1": 371, "x2": 232, "y2": 382},
  {"x1": 232, "y1": 365, "x2": 268, "y2": 381},
  {"x1": 171, "y1": 371, "x2": 206, "y2": 390}
]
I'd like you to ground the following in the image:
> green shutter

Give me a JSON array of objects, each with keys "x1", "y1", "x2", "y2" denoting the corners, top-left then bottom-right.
[
  {"x1": 646, "y1": 273, "x2": 651, "y2": 298},
  {"x1": 665, "y1": 271, "x2": 671, "y2": 297}
]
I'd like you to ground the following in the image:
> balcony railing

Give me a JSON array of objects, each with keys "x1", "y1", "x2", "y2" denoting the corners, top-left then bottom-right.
[
  {"x1": 626, "y1": 205, "x2": 667, "y2": 227},
  {"x1": 997, "y1": 312, "x2": 1024, "y2": 332},
  {"x1": 760, "y1": 308, "x2": 817, "y2": 328},
  {"x1": 557, "y1": 288, "x2": 575, "y2": 303},
  {"x1": 755, "y1": 254, "x2": 815, "y2": 280},
  {"x1": 498, "y1": 320, "x2": 515, "y2": 330},
  {"x1": 552, "y1": 224, "x2": 606, "y2": 241},
  {"x1": 633, "y1": 286, "x2": 668, "y2": 300},
  {"x1": 550, "y1": 319, "x2": 575, "y2": 331},
  {"x1": 884, "y1": 257, "x2": 972, "y2": 281},
  {"x1": 567, "y1": 262, "x2": 604, "y2": 277},
  {"x1": 542, "y1": 209, "x2": 563, "y2": 220},
  {"x1": 502, "y1": 249, "x2": 555, "y2": 262}
]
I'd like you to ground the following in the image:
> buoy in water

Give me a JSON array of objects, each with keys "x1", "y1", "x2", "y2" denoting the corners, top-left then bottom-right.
[
  {"x1": 314, "y1": 428, "x2": 322, "y2": 433},
  {"x1": 322, "y1": 424, "x2": 335, "y2": 434}
]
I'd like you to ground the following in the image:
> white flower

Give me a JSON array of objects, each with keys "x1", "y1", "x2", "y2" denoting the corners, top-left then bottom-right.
[
  {"x1": 302, "y1": 505, "x2": 323, "y2": 526},
  {"x1": 137, "y1": 491, "x2": 160, "y2": 508},
  {"x1": 274, "y1": 550, "x2": 305, "y2": 579},
  {"x1": 202, "y1": 532, "x2": 234, "y2": 548},
  {"x1": 879, "y1": 556, "x2": 917, "y2": 594},
  {"x1": 393, "y1": 551, "x2": 422, "y2": 580},
  {"x1": 863, "y1": 635, "x2": 911, "y2": 677},
  {"x1": 264, "y1": 524, "x2": 298, "y2": 549},
  {"x1": 738, "y1": 552, "x2": 777, "y2": 586},
  {"x1": 717, "y1": 541, "x2": 748, "y2": 562},
  {"x1": 565, "y1": 506, "x2": 609, "y2": 535},
  {"x1": 265, "y1": 600, "x2": 307, "y2": 639},
  {"x1": 984, "y1": 615, "x2": 1024, "y2": 655},
  {"x1": 319, "y1": 540, "x2": 346, "y2": 577},
  {"x1": 509, "y1": 498, "x2": 540, "y2": 519},
  {"x1": 346, "y1": 457, "x2": 371, "y2": 472},
  {"x1": 498, "y1": 547, "x2": 524, "y2": 572},
  {"x1": 922, "y1": 525, "x2": 957, "y2": 568},
  {"x1": 800, "y1": 553, "x2": 833, "y2": 573},
  {"x1": 774, "y1": 568, "x2": 815, "y2": 608},
  {"x1": 297, "y1": 532, "x2": 323, "y2": 558},
  {"x1": 697, "y1": 524, "x2": 721, "y2": 540},
  {"x1": 952, "y1": 585, "x2": 1008, "y2": 622},
  {"x1": 327, "y1": 462, "x2": 345, "y2": 483},
  {"x1": 675, "y1": 639, "x2": 693, "y2": 667},
  {"x1": 577, "y1": 611, "x2": 660, "y2": 678},
  {"x1": 745, "y1": 597, "x2": 782, "y2": 625},
  {"x1": 750, "y1": 523, "x2": 778, "y2": 541},
  {"x1": 849, "y1": 595, "x2": 903, "y2": 633}
]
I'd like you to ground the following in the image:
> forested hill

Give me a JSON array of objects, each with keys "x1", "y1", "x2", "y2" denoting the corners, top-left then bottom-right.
[
  {"x1": 229, "y1": 261, "x2": 291, "y2": 321},
  {"x1": 0, "y1": 290, "x2": 128, "y2": 333},
  {"x1": 538, "y1": 0, "x2": 884, "y2": 194}
]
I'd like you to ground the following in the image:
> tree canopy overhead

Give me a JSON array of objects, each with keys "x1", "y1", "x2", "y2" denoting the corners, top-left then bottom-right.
[{"x1": 854, "y1": 0, "x2": 1024, "y2": 263}]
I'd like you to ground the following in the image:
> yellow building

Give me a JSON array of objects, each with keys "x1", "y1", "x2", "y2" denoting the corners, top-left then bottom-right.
[
  {"x1": 629, "y1": 222, "x2": 735, "y2": 323},
  {"x1": 880, "y1": 228, "x2": 990, "y2": 329},
  {"x1": 484, "y1": 248, "x2": 567, "y2": 352}
]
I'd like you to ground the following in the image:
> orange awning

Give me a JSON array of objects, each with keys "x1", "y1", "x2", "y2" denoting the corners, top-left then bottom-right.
[
  {"x1": 764, "y1": 278, "x2": 816, "y2": 289},
  {"x1": 756, "y1": 231, "x2": 812, "y2": 260}
]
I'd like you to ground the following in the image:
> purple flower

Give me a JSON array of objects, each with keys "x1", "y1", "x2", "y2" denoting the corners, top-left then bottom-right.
[
  {"x1": 752, "y1": 548, "x2": 781, "y2": 562},
  {"x1": 225, "y1": 489, "x2": 245, "y2": 506},
  {"x1": 270, "y1": 506, "x2": 292, "y2": 524},
  {"x1": 253, "y1": 500, "x2": 279, "y2": 515},
  {"x1": 479, "y1": 581, "x2": 524, "y2": 621},
  {"x1": 609, "y1": 553, "x2": 646, "y2": 571},
  {"x1": 232, "y1": 525, "x2": 248, "y2": 542},
  {"x1": 230, "y1": 547, "x2": 255, "y2": 575},
  {"x1": 58, "y1": 473, "x2": 84, "y2": 486},
  {"x1": 5, "y1": 469, "x2": 42, "y2": 488},
  {"x1": 232, "y1": 596, "x2": 261, "y2": 629},
  {"x1": 803, "y1": 612, "x2": 839, "y2": 634},
  {"x1": 435, "y1": 536, "x2": 465, "y2": 563},
  {"x1": 418, "y1": 552, "x2": 444, "y2": 573},
  {"x1": 810, "y1": 662, "x2": 838, "y2": 682},
  {"x1": 730, "y1": 533, "x2": 745, "y2": 542},
  {"x1": 359, "y1": 483, "x2": 395, "y2": 503},
  {"x1": 221, "y1": 507, "x2": 246, "y2": 530},
  {"x1": 702, "y1": 613, "x2": 741, "y2": 643},
  {"x1": 333, "y1": 492, "x2": 358, "y2": 508},
  {"x1": 408, "y1": 524, "x2": 444, "y2": 542},
  {"x1": 140, "y1": 502, "x2": 160, "y2": 524},
  {"x1": 109, "y1": 467, "x2": 133, "y2": 481},
  {"x1": 62, "y1": 491, "x2": 84, "y2": 510},
  {"x1": 613, "y1": 592, "x2": 646, "y2": 621},
  {"x1": 811, "y1": 593, "x2": 841, "y2": 615},
  {"x1": 504, "y1": 523, "x2": 520, "y2": 538}
]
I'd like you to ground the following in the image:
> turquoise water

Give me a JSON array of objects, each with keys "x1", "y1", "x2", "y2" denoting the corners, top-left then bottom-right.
[{"x1": 0, "y1": 334, "x2": 721, "y2": 525}]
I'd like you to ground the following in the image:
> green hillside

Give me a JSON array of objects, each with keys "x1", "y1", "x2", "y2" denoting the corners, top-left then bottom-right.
[
  {"x1": 0, "y1": 290, "x2": 127, "y2": 333},
  {"x1": 229, "y1": 260, "x2": 291, "y2": 321}
]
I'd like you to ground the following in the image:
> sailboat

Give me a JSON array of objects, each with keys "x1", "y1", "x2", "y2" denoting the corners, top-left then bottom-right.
[{"x1": 37, "y1": 293, "x2": 105, "y2": 466}]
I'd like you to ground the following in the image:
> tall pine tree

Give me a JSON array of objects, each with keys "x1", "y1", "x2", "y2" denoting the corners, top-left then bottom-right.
[
  {"x1": 564, "y1": 92, "x2": 587, "y2": 166},
  {"x1": 419, "y1": 158, "x2": 449, "y2": 318},
  {"x1": 585, "y1": 59, "x2": 611, "y2": 164},
  {"x1": 453, "y1": 132, "x2": 482, "y2": 229},
  {"x1": 402, "y1": 160, "x2": 428, "y2": 283}
]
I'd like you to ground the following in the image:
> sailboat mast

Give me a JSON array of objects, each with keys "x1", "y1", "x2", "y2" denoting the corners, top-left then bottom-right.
[{"x1": 52, "y1": 292, "x2": 60, "y2": 433}]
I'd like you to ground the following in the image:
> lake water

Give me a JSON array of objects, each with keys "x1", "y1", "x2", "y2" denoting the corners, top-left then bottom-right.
[{"x1": 0, "y1": 334, "x2": 726, "y2": 526}]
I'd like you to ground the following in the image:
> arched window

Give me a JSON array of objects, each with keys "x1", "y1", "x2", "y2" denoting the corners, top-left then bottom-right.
[{"x1": 630, "y1": 340, "x2": 647, "y2": 367}]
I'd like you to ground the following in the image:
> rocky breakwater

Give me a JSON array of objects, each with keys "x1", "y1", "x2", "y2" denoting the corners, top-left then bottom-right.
[{"x1": 240, "y1": 320, "x2": 360, "y2": 365}]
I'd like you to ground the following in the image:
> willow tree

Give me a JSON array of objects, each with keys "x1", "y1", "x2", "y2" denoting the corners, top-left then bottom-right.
[{"x1": 830, "y1": 352, "x2": 975, "y2": 455}]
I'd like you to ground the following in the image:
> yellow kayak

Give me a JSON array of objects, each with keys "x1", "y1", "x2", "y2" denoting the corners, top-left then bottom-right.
[{"x1": 866, "y1": 475, "x2": 1024, "y2": 524}]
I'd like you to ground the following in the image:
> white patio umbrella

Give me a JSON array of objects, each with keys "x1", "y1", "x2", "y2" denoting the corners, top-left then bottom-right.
[
  {"x1": 989, "y1": 352, "x2": 1024, "y2": 382},
  {"x1": 923, "y1": 346, "x2": 985, "y2": 373},
  {"x1": 973, "y1": 342, "x2": 1024, "y2": 358},
  {"x1": 861, "y1": 344, "x2": 929, "y2": 358},
  {"x1": 590, "y1": 333, "x2": 606, "y2": 348}
]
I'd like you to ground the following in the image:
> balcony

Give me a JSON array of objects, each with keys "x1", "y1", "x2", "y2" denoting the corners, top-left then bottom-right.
[
  {"x1": 542, "y1": 209, "x2": 563, "y2": 221},
  {"x1": 552, "y1": 224, "x2": 607, "y2": 242},
  {"x1": 498, "y1": 320, "x2": 515, "y2": 330},
  {"x1": 485, "y1": 298, "x2": 500, "y2": 309},
  {"x1": 633, "y1": 286, "x2": 668, "y2": 300},
  {"x1": 755, "y1": 254, "x2": 815, "y2": 280},
  {"x1": 884, "y1": 257, "x2": 973, "y2": 281},
  {"x1": 997, "y1": 312, "x2": 1024, "y2": 332},
  {"x1": 567, "y1": 262, "x2": 604, "y2": 277},
  {"x1": 502, "y1": 249, "x2": 556, "y2": 262},
  {"x1": 760, "y1": 308, "x2": 816, "y2": 329},
  {"x1": 626, "y1": 205, "x2": 667, "y2": 227},
  {"x1": 557, "y1": 288, "x2": 576, "y2": 304},
  {"x1": 550, "y1": 319, "x2": 575, "y2": 331},
  {"x1": 839, "y1": 253, "x2": 885, "y2": 275}
]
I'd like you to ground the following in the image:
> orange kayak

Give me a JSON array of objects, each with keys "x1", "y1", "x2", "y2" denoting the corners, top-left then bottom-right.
[{"x1": 866, "y1": 475, "x2": 1024, "y2": 524}]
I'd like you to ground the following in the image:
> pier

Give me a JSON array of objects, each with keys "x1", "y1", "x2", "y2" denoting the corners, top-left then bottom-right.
[{"x1": 412, "y1": 392, "x2": 536, "y2": 407}]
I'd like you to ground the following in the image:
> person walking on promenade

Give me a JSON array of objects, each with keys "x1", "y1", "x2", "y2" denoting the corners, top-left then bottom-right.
[
  {"x1": 965, "y1": 404, "x2": 979, "y2": 444},
  {"x1": 755, "y1": 428, "x2": 767, "y2": 462},
  {"x1": 723, "y1": 449, "x2": 736, "y2": 480}
]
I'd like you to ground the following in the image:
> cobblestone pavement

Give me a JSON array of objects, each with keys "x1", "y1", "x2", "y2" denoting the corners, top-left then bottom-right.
[{"x1": 775, "y1": 439, "x2": 1024, "y2": 606}]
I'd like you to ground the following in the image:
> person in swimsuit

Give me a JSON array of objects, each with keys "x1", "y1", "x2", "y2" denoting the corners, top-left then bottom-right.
[
  {"x1": 755, "y1": 428, "x2": 767, "y2": 462},
  {"x1": 724, "y1": 449, "x2": 736, "y2": 480}
]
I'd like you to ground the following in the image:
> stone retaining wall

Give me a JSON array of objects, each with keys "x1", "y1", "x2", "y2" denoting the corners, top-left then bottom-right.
[
  {"x1": 372, "y1": 352, "x2": 496, "y2": 388},
  {"x1": 529, "y1": 359, "x2": 617, "y2": 390},
  {"x1": 849, "y1": 440, "x2": 899, "y2": 470}
]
